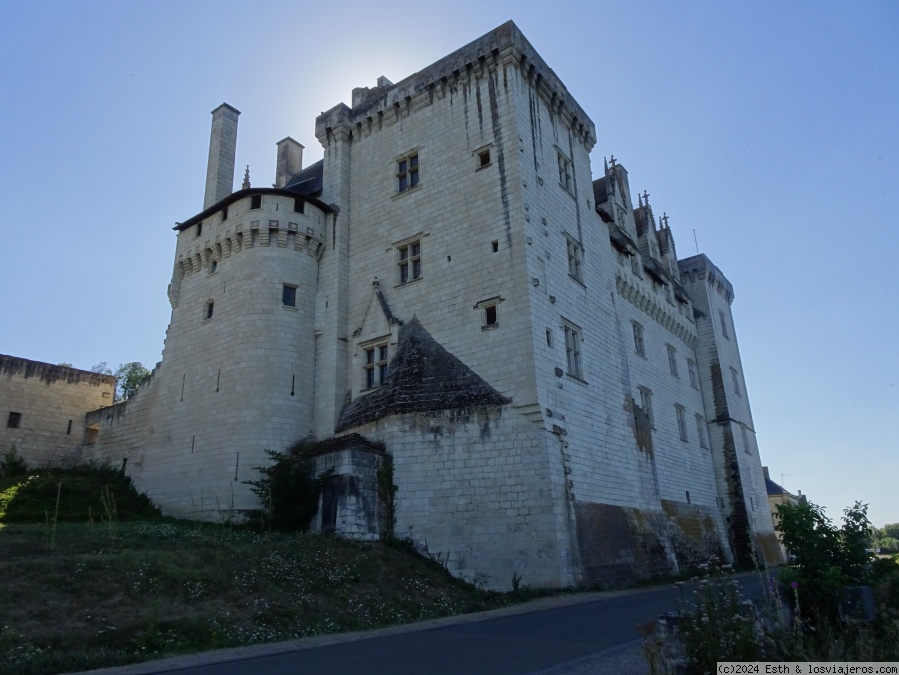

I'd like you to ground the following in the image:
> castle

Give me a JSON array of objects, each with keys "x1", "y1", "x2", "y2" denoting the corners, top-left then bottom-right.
[{"x1": 0, "y1": 21, "x2": 781, "y2": 588}]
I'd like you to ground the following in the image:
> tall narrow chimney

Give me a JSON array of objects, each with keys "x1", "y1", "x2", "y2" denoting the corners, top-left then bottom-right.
[
  {"x1": 204, "y1": 103, "x2": 240, "y2": 209},
  {"x1": 275, "y1": 137, "x2": 304, "y2": 188}
]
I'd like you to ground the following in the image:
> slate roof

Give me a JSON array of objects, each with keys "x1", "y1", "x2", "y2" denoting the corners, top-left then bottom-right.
[
  {"x1": 336, "y1": 317, "x2": 510, "y2": 432},
  {"x1": 765, "y1": 473, "x2": 788, "y2": 496},
  {"x1": 282, "y1": 160, "x2": 324, "y2": 197}
]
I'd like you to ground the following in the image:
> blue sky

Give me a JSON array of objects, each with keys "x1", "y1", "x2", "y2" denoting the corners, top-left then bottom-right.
[{"x1": 1, "y1": 1, "x2": 896, "y2": 526}]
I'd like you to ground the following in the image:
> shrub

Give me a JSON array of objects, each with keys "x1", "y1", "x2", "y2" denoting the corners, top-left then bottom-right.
[
  {"x1": 1, "y1": 445, "x2": 28, "y2": 477},
  {"x1": 244, "y1": 445, "x2": 321, "y2": 531},
  {"x1": 776, "y1": 500, "x2": 872, "y2": 621}
]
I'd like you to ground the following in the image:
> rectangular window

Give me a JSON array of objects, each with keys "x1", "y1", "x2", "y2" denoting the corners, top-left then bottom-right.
[
  {"x1": 741, "y1": 424, "x2": 752, "y2": 455},
  {"x1": 667, "y1": 344, "x2": 678, "y2": 377},
  {"x1": 250, "y1": 195, "x2": 262, "y2": 209},
  {"x1": 719, "y1": 310, "x2": 729, "y2": 339},
  {"x1": 196, "y1": 222, "x2": 202, "y2": 238},
  {"x1": 397, "y1": 152, "x2": 420, "y2": 193},
  {"x1": 205, "y1": 301, "x2": 214, "y2": 320},
  {"x1": 491, "y1": 240, "x2": 499, "y2": 253},
  {"x1": 282, "y1": 285, "x2": 297, "y2": 307},
  {"x1": 557, "y1": 151, "x2": 572, "y2": 192},
  {"x1": 566, "y1": 237, "x2": 582, "y2": 282},
  {"x1": 221, "y1": 207, "x2": 228, "y2": 222},
  {"x1": 397, "y1": 240, "x2": 422, "y2": 284},
  {"x1": 695, "y1": 414, "x2": 708, "y2": 448},
  {"x1": 477, "y1": 149, "x2": 491, "y2": 168},
  {"x1": 730, "y1": 367, "x2": 741, "y2": 396},
  {"x1": 632, "y1": 322, "x2": 645, "y2": 357},
  {"x1": 66, "y1": 419, "x2": 73, "y2": 435},
  {"x1": 484, "y1": 304, "x2": 498, "y2": 327},
  {"x1": 294, "y1": 198, "x2": 304, "y2": 213},
  {"x1": 639, "y1": 387, "x2": 654, "y2": 428},
  {"x1": 687, "y1": 359, "x2": 699, "y2": 388},
  {"x1": 630, "y1": 254, "x2": 641, "y2": 276},
  {"x1": 363, "y1": 343, "x2": 389, "y2": 390},
  {"x1": 563, "y1": 322, "x2": 582, "y2": 379},
  {"x1": 7, "y1": 412, "x2": 22, "y2": 429},
  {"x1": 546, "y1": 328, "x2": 553, "y2": 347},
  {"x1": 675, "y1": 404, "x2": 688, "y2": 441}
]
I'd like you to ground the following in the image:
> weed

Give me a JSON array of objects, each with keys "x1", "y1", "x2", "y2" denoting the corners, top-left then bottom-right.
[{"x1": 100, "y1": 485, "x2": 117, "y2": 539}]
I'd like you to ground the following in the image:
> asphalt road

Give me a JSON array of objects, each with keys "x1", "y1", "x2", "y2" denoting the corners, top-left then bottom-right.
[{"x1": 85, "y1": 573, "x2": 767, "y2": 675}]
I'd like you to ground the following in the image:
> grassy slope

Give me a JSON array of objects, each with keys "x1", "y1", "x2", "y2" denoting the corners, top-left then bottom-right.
[{"x1": 0, "y1": 471, "x2": 524, "y2": 675}]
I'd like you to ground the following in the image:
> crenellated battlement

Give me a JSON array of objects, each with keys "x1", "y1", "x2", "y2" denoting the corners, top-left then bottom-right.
[{"x1": 316, "y1": 20, "x2": 595, "y2": 151}]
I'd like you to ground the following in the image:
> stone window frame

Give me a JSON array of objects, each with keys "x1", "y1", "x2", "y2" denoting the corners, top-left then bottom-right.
[
  {"x1": 730, "y1": 366, "x2": 742, "y2": 396},
  {"x1": 632, "y1": 321, "x2": 646, "y2": 357},
  {"x1": 282, "y1": 284, "x2": 297, "y2": 308},
  {"x1": 719, "y1": 309, "x2": 730, "y2": 339},
  {"x1": 474, "y1": 295, "x2": 504, "y2": 331},
  {"x1": 687, "y1": 358, "x2": 699, "y2": 389},
  {"x1": 638, "y1": 386, "x2": 654, "y2": 429},
  {"x1": 250, "y1": 194, "x2": 262, "y2": 210},
  {"x1": 630, "y1": 253, "x2": 642, "y2": 277},
  {"x1": 396, "y1": 238, "x2": 422, "y2": 286},
  {"x1": 396, "y1": 150, "x2": 420, "y2": 194},
  {"x1": 741, "y1": 424, "x2": 752, "y2": 455},
  {"x1": 565, "y1": 235, "x2": 583, "y2": 284},
  {"x1": 695, "y1": 414, "x2": 708, "y2": 448},
  {"x1": 675, "y1": 404, "x2": 688, "y2": 442},
  {"x1": 562, "y1": 319, "x2": 583, "y2": 381},
  {"x1": 666, "y1": 344, "x2": 679, "y2": 377},
  {"x1": 474, "y1": 144, "x2": 493, "y2": 171},
  {"x1": 556, "y1": 148, "x2": 573, "y2": 193},
  {"x1": 7, "y1": 411, "x2": 22, "y2": 429},
  {"x1": 203, "y1": 299, "x2": 215, "y2": 322},
  {"x1": 361, "y1": 339, "x2": 389, "y2": 391}
]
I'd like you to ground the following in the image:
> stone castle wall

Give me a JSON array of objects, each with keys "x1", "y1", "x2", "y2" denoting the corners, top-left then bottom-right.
[
  {"x1": 81, "y1": 194, "x2": 329, "y2": 519},
  {"x1": 0, "y1": 356, "x2": 115, "y2": 467}
]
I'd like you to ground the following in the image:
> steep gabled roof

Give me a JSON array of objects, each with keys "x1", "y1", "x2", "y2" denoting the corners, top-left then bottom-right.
[{"x1": 336, "y1": 317, "x2": 509, "y2": 432}]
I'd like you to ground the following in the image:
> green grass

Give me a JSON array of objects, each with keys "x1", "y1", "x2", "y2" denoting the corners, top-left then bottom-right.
[{"x1": 0, "y1": 467, "x2": 545, "y2": 674}]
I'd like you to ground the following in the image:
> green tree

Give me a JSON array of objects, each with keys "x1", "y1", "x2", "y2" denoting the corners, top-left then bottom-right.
[
  {"x1": 57, "y1": 362, "x2": 74, "y2": 368},
  {"x1": 90, "y1": 362, "x2": 113, "y2": 375},
  {"x1": 114, "y1": 362, "x2": 150, "y2": 401},
  {"x1": 776, "y1": 500, "x2": 873, "y2": 620}
]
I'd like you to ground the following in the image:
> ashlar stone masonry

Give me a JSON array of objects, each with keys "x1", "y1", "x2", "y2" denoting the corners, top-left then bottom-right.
[{"x1": 1, "y1": 21, "x2": 781, "y2": 589}]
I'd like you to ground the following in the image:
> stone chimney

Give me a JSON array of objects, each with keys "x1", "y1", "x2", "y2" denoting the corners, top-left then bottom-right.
[
  {"x1": 204, "y1": 103, "x2": 240, "y2": 210},
  {"x1": 275, "y1": 137, "x2": 304, "y2": 188}
]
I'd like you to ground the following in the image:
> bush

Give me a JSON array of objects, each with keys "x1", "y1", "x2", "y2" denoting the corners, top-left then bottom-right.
[
  {"x1": 776, "y1": 500, "x2": 872, "y2": 621},
  {"x1": 1, "y1": 445, "x2": 28, "y2": 477},
  {"x1": 243, "y1": 445, "x2": 322, "y2": 531}
]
